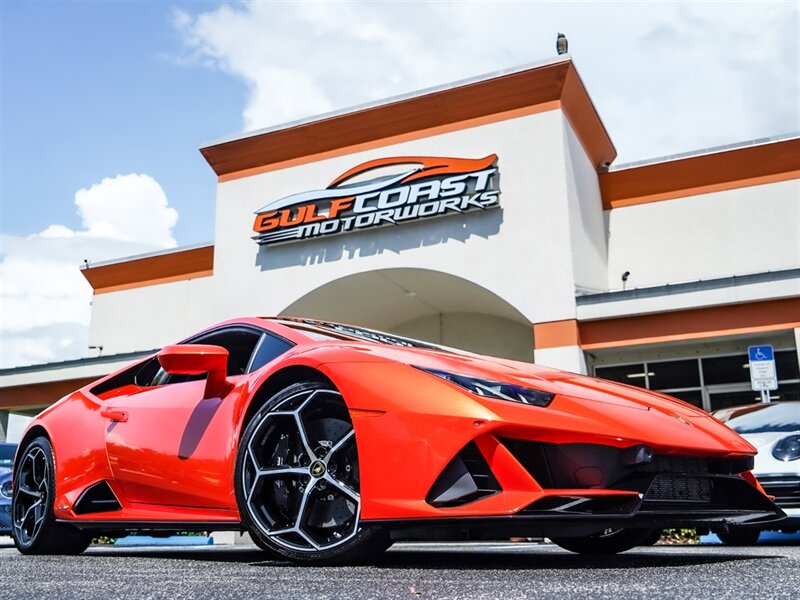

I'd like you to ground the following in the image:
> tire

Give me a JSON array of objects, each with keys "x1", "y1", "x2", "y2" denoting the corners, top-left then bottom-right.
[
  {"x1": 641, "y1": 529, "x2": 663, "y2": 546},
  {"x1": 717, "y1": 526, "x2": 760, "y2": 546},
  {"x1": 550, "y1": 528, "x2": 658, "y2": 555},
  {"x1": 235, "y1": 381, "x2": 390, "y2": 565},
  {"x1": 12, "y1": 437, "x2": 91, "y2": 555}
]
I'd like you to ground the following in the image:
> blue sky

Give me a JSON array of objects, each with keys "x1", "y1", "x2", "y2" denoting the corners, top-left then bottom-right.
[
  {"x1": 1, "y1": 1, "x2": 798, "y2": 369},
  {"x1": 1, "y1": 1, "x2": 239, "y2": 244}
]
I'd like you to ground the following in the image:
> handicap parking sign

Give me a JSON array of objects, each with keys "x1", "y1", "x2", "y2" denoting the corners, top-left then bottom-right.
[
  {"x1": 748, "y1": 345, "x2": 774, "y2": 362},
  {"x1": 748, "y1": 345, "x2": 777, "y2": 392}
]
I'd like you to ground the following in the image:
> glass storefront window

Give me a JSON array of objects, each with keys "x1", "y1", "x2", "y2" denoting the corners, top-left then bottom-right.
[
  {"x1": 701, "y1": 354, "x2": 750, "y2": 385},
  {"x1": 593, "y1": 347, "x2": 800, "y2": 413},
  {"x1": 648, "y1": 359, "x2": 700, "y2": 390},
  {"x1": 776, "y1": 350, "x2": 800, "y2": 380},
  {"x1": 663, "y1": 389, "x2": 703, "y2": 408},
  {"x1": 594, "y1": 364, "x2": 648, "y2": 385}
]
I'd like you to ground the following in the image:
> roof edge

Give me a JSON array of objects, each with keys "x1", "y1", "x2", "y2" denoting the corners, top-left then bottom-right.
[
  {"x1": 200, "y1": 55, "x2": 574, "y2": 150},
  {"x1": 200, "y1": 57, "x2": 616, "y2": 178}
]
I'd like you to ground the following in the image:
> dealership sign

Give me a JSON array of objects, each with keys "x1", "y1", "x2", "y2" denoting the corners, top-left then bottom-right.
[{"x1": 252, "y1": 155, "x2": 500, "y2": 245}]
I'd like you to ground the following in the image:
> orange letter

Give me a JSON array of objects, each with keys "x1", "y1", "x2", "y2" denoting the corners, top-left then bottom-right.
[
  {"x1": 253, "y1": 212, "x2": 280, "y2": 232},
  {"x1": 329, "y1": 198, "x2": 354, "y2": 219}
]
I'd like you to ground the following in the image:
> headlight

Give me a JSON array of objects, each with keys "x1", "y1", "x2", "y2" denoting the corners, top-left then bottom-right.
[
  {"x1": 0, "y1": 480, "x2": 11, "y2": 499},
  {"x1": 415, "y1": 366, "x2": 555, "y2": 407},
  {"x1": 772, "y1": 435, "x2": 800, "y2": 461}
]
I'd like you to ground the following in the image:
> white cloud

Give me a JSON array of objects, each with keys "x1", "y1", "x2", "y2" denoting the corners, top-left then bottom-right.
[
  {"x1": 175, "y1": 1, "x2": 799, "y2": 163},
  {"x1": 75, "y1": 174, "x2": 178, "y2": 247},
  {"x1": 0, "y1": 174, "x2": 178, "y2": 368}
]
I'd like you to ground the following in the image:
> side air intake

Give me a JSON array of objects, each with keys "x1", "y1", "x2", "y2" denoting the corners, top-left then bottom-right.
[
  {"x1": 73, "y1": 481, "x2": 122, "y2": 515},
  {"x1": 426, "y1": 442, "x2": 501, "y2": 507}
]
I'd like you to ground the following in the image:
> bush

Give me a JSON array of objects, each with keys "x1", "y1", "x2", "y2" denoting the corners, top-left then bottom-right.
[{"x1": 658, "y1": 528, "x2": 698, "y2": 544}]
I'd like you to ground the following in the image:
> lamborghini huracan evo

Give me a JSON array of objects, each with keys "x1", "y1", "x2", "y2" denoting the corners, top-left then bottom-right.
[{"x1": 11, "y1": 317, "x2": 783, "y2": 563}]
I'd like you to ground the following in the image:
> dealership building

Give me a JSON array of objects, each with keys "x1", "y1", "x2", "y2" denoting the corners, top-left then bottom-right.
[{"x1": 1, "y1": 56, "x2": 799, "y2": 441}]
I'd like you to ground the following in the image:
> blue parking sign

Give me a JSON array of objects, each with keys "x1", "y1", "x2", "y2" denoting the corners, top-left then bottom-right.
[{"x1": 748, "y1": 345, "x2": 774, "y2": 362}]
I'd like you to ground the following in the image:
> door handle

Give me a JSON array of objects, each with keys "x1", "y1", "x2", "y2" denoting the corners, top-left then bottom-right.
[{"x1": 101, "y1": 408, "x2": 129, "y2": 423}]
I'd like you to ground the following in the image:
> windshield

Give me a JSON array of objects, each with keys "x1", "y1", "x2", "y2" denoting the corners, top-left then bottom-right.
[
  {"x1": 274, "y1": 318, "x2": 454, "y2": 352},
  {"x1": 723, "y1": 402, "x2": 800, "y2": 434},
  {"x1": 0, "y1": 444, "x2": 16, "y2": 469}
]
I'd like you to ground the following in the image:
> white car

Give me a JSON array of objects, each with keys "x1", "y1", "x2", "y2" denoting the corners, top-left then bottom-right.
[{"x1": 713, "y1": 401, "x2": 800, "y2": 544}]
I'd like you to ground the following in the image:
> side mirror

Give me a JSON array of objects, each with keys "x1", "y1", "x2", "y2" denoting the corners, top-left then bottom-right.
[{"x1": 157, "y1": 344, "x2": 233, "y2": 399}]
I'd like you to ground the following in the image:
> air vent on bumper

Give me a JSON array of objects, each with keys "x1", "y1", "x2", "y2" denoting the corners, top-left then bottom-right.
[
  {"x1": 426, "y1": 442, "x2": 501, "y2": 507},
  {"x1": 73, "y1": 481, "x2": 122, "y2": 515}
]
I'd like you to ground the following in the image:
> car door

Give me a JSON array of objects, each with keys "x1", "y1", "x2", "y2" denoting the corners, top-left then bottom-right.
[{"x1": 102, "y1": 326, "x2": 268, "y2": 509}]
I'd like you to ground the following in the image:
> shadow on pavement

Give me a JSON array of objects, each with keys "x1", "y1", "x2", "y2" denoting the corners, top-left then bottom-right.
[
  {"x1": 84, "y1": 544, "x2": 783, "y2": 571},
  {"x1": 369, "y1": 548, "x2": 777, "y2": 571}
]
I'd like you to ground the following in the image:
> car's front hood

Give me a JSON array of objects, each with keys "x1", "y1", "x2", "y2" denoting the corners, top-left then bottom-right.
[{"x1": 326, "y1": 342, "x2": 756, "y2": 455}]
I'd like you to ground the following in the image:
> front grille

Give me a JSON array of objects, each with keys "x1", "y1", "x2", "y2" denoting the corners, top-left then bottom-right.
[
  {"x1": 646, "y1": 475, "x2": 712, "y2": 502},
  {"x1": 500, "y1": 438, "x2": 753, "y2": 493},
  {"x1": 638, "y1": 455, "x2": 709, "y2": 475}
]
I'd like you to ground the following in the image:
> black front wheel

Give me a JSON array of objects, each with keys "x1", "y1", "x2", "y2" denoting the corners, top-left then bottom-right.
[
  {"x1": 550, "y1": 528, "x2": 658, "y2": 555},
  {"x1": 235, "y1": 382, "x2": 389, "y2": 564},
  {"x1": 12, "y1": 437, "x2": 91, "y2": 555}
]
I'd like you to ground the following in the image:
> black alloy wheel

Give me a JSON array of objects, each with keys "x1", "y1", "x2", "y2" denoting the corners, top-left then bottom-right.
[
  {"x1": 12, "y1": 437, "x2": 91, "y2": 555},
  {"x1": 235, "y1": 381, "x2": 389, "y2": 564},
  {"x1": 550, "y1": 527, "x2": 659, "y2": 555}
]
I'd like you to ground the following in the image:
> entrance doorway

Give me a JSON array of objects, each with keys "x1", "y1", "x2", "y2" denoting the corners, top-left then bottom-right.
[{"x1": 280, "y1": 268, "x2": 534, "y2": 362}]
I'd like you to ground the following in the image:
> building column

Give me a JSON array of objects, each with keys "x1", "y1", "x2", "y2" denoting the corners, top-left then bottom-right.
[
  {"x1": 0, "y1": 411, "x2": 8, "y2": 443},
  {"x1": 794, "y1": 328, "x2": 800, "y2": 374},
  {"x1": 532, "y1": 319, "x2": 587, "y2": 374}
]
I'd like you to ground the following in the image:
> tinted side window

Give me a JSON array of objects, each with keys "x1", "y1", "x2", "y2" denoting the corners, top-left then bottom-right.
[
  {"x1": 248, "y1": 334, "x2": 294, "y2": 373},
  {"x1": 200, "y1": 328, "x2": 262, "y2": 376},
  {"x1": 154, "y1": 327, "x2": 264, "y2": 385},
  {"x1": 90, "y1": 356, "x2": 161, "y2": 396}
]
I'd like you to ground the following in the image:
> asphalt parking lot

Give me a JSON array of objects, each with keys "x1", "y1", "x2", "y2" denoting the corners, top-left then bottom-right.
[{"x1": 1, "y1": 538, "x2": 798, "y2": 599}]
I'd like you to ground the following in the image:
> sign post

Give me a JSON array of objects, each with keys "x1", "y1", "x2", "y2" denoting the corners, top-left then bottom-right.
[{"x1": 748, "y1": 345, "x2": 778, "y2": 403}]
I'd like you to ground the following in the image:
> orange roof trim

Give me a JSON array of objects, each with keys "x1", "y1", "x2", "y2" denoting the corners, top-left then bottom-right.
[
  {"x1": 201, "y1": 60, "x2": 617, "y2": 181},
  {"x1": 81, "y1": 245, "x2": 215, "y2": 294},
  {"x1": 600, "y1": 137, "x2": 800, "y2": 210},
  {"x1": 534, "y1": 319, "x2": 581, "y2": 349},
  {"x1": 579, "y1": 297, "x2": 800, "y2": 350}
]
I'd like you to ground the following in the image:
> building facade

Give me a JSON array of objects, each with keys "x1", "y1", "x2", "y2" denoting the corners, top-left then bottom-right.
[{"x1": 2, "y1": 56, "x2": 799, "y2": 440}]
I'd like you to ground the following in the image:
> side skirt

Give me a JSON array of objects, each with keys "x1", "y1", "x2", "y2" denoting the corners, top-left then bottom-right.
[{"x1": 58, "y1": 520, "x2": 244, "y2": 534}]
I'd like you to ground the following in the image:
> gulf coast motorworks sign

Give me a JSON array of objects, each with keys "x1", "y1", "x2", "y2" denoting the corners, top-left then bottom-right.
[{"x1": 252, "y1": 155, "x2": 500, "y2": 245}]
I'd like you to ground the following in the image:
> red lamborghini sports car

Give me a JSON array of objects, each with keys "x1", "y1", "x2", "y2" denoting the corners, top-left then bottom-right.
[{"x1": 11, "y1": 317, "x2": 783, "y2": 563}]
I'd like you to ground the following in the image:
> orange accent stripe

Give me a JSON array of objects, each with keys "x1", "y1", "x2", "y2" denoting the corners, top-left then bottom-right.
[
  {"x1": 0, "y1": 378, "x2": 97, "y2": 410},
  {"x1": 217, "y1": 103, "x2": 560, "y2": 183},
  {"x1": 93, "y1": 269, "x2": 214, "y2": 295},
  {"x1": 203, "y1": 61, "x2": 616, "y2": 181},
  {"x1": 579, "y1": 298, "x2": 800, "y2": 350},
  {"x1": 533, "y1": 319, "x2": 580, "y2": 349},
  {"x1": 81, "y1": 245, "x2": 214, "y2": 294},
  {"x1": 607, "y1": 171, "x2": 800, "y2": 209},
  {"x1": 329, "y1": 154, "x2": 499, "y2": 188},
  {"x1": 600, "y1": 138, "x2": 800, "y2": 210}
]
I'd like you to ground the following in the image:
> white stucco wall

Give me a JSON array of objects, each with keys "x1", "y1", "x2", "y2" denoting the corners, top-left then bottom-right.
[
  {"x1": 606, "y1": 179, "x2": 800, "y2": 289},
  {"x1": 211, "y1": 108, "x2": 586, "y2": 329},
  {"x1": 88, "y1": 276, "x2": 215, "y2": 354},
  {"x1": 562, "y1": 118, "x2": 608, "y2": 294},
  {"x1": 393, "y1": 312, "x2": 535, "y2": 362}
]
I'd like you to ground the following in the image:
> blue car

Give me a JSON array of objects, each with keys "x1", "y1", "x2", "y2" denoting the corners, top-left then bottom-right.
[
  {"x1": 1, "y1": 443, "x2": 17, "y2": 535},
  {"x1": 0, "y1": 443, "x2": 15, "y2": 473},
  {"x1": 0, "y1": 470, "x2": 12, "y2": 534}
]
